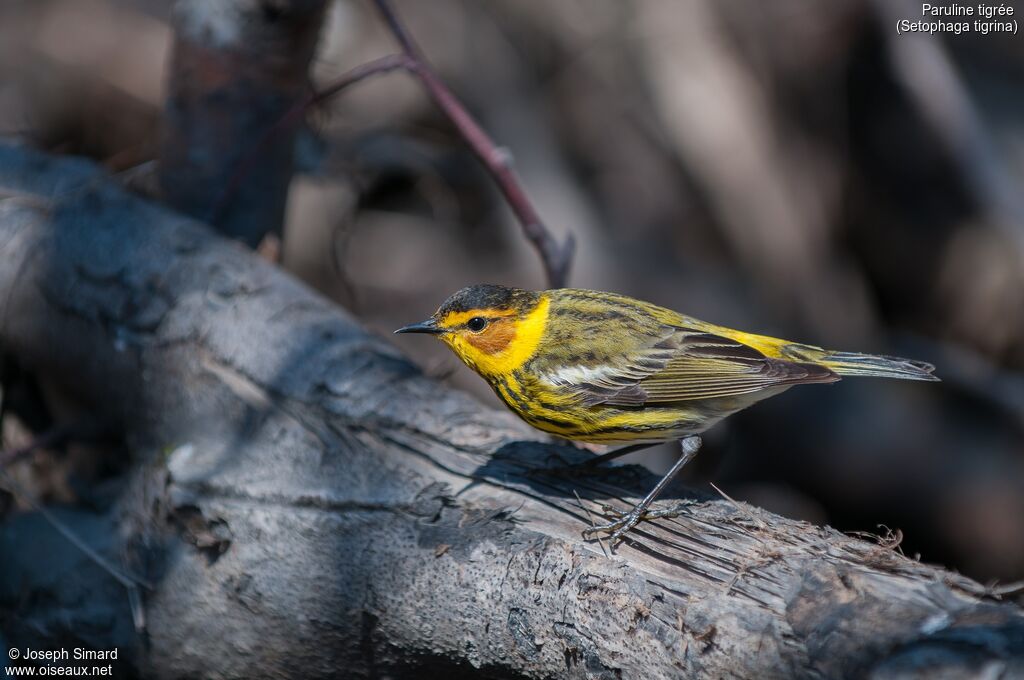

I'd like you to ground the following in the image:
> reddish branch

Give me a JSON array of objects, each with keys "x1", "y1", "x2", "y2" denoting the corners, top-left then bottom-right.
[
  {"x1": 219, "y1": 0, "x2": 575, "y2": 288},
  {"x1": 370, "y1": 0, "x2": 575, "y2": 288}
]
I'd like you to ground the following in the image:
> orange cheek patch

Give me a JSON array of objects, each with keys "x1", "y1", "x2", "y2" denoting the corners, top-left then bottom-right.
[{"x1": 466, "y1": 320, "x2": 516, "y2": 355}]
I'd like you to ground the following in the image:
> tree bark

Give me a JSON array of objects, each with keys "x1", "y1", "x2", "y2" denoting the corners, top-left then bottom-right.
[
  {"x1": 0, "y1": 141, "x2": 1022, "y2": 679},
  {"x1": 158, "y1": 0, "x2": 329, "y2": 245}
]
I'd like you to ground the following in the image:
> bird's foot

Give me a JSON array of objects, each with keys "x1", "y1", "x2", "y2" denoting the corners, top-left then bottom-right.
[
  {"x1": 581, "y1": 501, "x2": 698, "y2": 546},
  {"x1": 581, "y1": 505, "x2": 646, "y2": 545}
]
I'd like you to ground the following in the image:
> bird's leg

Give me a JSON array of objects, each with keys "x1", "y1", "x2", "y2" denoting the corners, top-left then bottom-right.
[
  {"x1": 582, "y1": 435, "x2": 702, "y2": 545},
  {"x1": 592, "y1": 499, "x2": 699, "y2": 521}
]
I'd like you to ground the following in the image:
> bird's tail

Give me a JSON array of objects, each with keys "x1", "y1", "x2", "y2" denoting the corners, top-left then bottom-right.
[
  {"x1": 799, "y1": 348, "x2": 939, "y2": 381},
  {"x1": 706, "y1": 325, "x2": 939, "y2": 381}
]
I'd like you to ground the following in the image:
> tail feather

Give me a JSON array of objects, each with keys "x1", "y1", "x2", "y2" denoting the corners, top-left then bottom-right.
[{"x1": 814, "y1": 351, "x2": 939, "y2": 382}]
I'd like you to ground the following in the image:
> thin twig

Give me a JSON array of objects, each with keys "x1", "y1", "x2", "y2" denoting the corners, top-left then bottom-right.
[
  {"x1": 573, "y1": 489, "x2": 608, "y2": 558},
  {"x1": 0, "y1": 424, "x2": 74, "y2": 467},
  {"x1": 11, "y1": 466, "x2": 149, "y2": 632},
  {"x1": 709, "y1": 481, "x2": 768, "y2": 530},
  {"x1": 218, "y1": 1, "x2": 574, "y2": 287},
  {"x1": 987, "y1": 580, "x2": 1024, "y2": 598},
  {"x1": 0, "y1": 467, "x2": 151, "y2": 590},
  {"x1": 370, "y1": 0, "x2": 575, "y2": 288},
  {"x1": 212, "y1": 53, "x2": 413, "y2": 224},
  {"x1": 0, "y1": 422, "x2": 150, "y2": 623}
]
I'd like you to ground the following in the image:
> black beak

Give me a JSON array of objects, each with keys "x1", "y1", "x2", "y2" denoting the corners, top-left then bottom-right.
[{"x1": 394, "y1": 319, "x2": 443, "y2": 335}]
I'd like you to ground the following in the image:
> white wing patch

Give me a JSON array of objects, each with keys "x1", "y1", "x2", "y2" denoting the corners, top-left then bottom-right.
[
  {"x1": 541, "y1": 363, "x2": 655, "y2": 406},
  {"x1": 543, "y1": 364, "x2": 620, "y2": 388}
]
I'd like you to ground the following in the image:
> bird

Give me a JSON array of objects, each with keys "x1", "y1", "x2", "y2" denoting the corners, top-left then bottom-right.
[{"x1": 395, "y1": 284, "x2": 938, "y2": 544}]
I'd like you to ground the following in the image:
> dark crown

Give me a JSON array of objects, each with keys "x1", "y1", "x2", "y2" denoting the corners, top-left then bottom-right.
[{"x1": 437, "y1": 284, "x2": 538, "y2": 316}]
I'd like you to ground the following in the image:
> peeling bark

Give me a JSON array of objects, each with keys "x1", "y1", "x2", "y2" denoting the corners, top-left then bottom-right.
[{"x1": 0, "y1": 142, "x2": 1022, "y2": 679}]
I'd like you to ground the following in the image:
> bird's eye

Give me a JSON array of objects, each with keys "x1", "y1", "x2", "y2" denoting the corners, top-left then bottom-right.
[{"x1": 467, "y1": 317, "x2": 488, "y2": 332}]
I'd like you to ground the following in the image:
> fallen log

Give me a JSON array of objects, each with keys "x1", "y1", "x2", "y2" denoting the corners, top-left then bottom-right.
[{"x1": 0, "y1": 141, "x2": 1021, "y2": 678}]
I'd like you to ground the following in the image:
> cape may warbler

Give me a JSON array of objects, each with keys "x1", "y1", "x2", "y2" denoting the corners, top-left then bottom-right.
[{"x1": 396, "y1": 285, "x2": 938, "y2": 543}]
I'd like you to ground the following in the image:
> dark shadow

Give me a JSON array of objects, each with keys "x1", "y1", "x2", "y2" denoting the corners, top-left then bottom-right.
[{"x1": 468, "y1": 439, "x2": 711, "y2": 518}]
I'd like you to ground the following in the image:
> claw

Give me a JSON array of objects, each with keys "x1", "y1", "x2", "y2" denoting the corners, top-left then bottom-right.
[
  {"x1": 579, "y1": 436, "x2": 704, "y2": 547},
  {"x1": 581, "y1": 501, "x2": 698, "y2": 545},
  {"x1": 580, "y1": 505, "x2": 646, "y2": 546}
]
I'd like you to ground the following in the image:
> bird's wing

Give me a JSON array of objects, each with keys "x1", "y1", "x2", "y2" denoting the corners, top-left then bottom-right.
[{"x1": 545, "y1": 327, "x2": 838, "y2": 407}]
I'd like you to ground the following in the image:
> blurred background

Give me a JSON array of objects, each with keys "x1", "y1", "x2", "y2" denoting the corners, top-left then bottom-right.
[{"x1": 1, "y1": 0, "x2": 1022, "y2": 587}]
